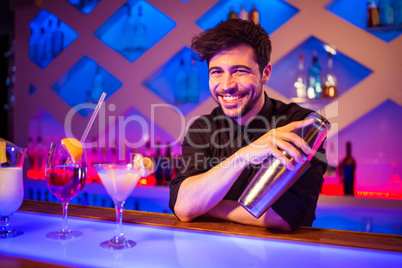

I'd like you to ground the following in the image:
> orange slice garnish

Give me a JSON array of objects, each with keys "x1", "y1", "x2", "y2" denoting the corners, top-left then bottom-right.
[
  {"x1": 0, "y1": 140, "x2": 6, "y2": 164},
  {"x1": 61, "y1": 138, "x2": 83, "y2": 164}
]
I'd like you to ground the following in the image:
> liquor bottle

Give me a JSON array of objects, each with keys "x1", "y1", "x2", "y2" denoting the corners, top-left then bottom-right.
[
  {"x1": 51, "y1": 19, "x2": 64, "y2": 57},
  {"x1": 393, "y1": 0, "x2": 402, "y2": 25},
  {"x1": 249, "y1": 5, "x2": 259, "y2": 24},
  {"x1": 36, "y1": 136, "x2": 44, "y2": 172},
  {"x1": 367, "y1": 0, "x2": 380, "y2": 27},
  {"x1": 33, "y1": 27, "x2": 46, "y2": 66},
  {"x1": 322, "y1": 52, "x2": 338, "y2": 98},
  {"x1": 228, "y1": 7, "x2": 237, "y2": 19},
  {"x1": 122, "y1": 3, "x2": 135, "y2": 52},
  {"x1": 379, "y1": 0, "x2": 394, "y2": 25},
  {"x1": 294, "y1": 52, "x2": 307, "y2": 98},
  {"x1": 43, "y1": 20, "x2": 53, "y2": 63},
  {"x1": 164, "y1": 142, "x2": 172, "y2": 185},
  {"x1": 175, "y1": 59, "x2": 188, "y2": 104},
  {"x1": 28, "y1": 136, "x2": 36, "y2": 171},
  {"x1": 29, "y1": 28, "x2": 38, "y2": 63},
  {"x1": 307, "y1": 50, "x2": 322, "y2": 99},
  {"x1": 238, "y1": 6, "x2": 248, "y2": 20},
  {"x1": 154, "y1": 138, "x2": 164, "y2": 185},
  {"x1": 324, "y1": 142, "x2": 337, "y2": 179},
  {"x1": 338, "y1": 142, "x2": 356, "y2": 195},
  {"x1": 133, "y1": 5, "x2": 147, "y2": 51},
  {"x1": 187, "y1": 58, "x2": 200, "y2": 103},
  {"x1": 91, "y1": 65, "x2": 103, "y2": 103}
]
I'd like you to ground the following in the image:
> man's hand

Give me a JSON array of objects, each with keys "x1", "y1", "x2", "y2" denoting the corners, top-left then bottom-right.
[{"x1": 240, "y1": 118, "x2": 314, "y2": 170}]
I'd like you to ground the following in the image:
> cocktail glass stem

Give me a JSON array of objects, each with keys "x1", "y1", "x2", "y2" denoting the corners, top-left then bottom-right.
[
  {"x1": 100, "y1": 200, "x2": 136, "y2": 249},
  {"x1": 115, "y1": 201, "x2": 124, "y2": 239},
  {"x1": 61, "y1": 202, "x2": 69, "y2": 233}
]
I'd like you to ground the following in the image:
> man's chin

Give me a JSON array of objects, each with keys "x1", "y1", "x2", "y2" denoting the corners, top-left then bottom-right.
[{"x1": 220, "y1": 106, "x2": 243, "y2": 119}]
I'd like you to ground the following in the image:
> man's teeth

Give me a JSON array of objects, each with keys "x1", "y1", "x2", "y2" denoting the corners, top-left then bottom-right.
[{"x1": 222, "y1": 95, "x2": 241, "y2": 101}]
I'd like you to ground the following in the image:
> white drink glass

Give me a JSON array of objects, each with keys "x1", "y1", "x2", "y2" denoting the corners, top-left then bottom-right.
[
  {"x1": 0, "y1": 146, "x2": 27, "y2": 238},
  {"x1": 93, "y1": 163, "x2": 141, "y2": 250}
]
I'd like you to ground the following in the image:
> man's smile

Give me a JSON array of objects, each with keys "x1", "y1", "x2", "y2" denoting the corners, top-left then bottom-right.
[{"x1": 218, "y1": 93, "x2": 248, "y2": 107}]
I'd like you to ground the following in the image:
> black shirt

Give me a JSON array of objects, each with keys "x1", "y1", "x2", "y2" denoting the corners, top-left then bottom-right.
[{"x1": 169, "y1": 94, "x2": 327, "y2": 230}]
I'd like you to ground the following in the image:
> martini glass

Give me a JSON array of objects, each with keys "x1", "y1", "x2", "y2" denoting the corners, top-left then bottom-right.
[
  {"x1": 93, "y1": 163, "x2": 141, "y2": 250},
  {"x1": 45, "y1": 142, "x2": 87, "y2": 240},
  {"x1": 0, "y1": 145, "x2": 27, "y2": 238}
]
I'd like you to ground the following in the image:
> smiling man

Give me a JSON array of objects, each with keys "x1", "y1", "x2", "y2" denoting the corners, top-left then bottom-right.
[{"x1": 169, "y1": 19, "x2": 327, "y2": 231}]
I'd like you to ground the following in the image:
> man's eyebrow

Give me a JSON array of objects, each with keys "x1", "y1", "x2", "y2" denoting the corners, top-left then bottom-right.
[
  {"x1": 231, "y1": 65, "x2": 252, "y2": 71},
  {"x1": 208, "y1": 65, "x2": 252, "y2": 73},
  {"x1": 208, "y1": 66, "x2": 221, "y2": 73}
]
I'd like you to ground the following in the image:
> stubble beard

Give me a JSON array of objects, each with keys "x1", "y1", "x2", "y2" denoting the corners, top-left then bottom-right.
[{"x1": 217, "y1": 85, "x2": 264, "y2": 119}]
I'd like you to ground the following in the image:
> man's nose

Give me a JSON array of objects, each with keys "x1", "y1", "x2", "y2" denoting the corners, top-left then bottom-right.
[{"x1": 222, "y1": 74, "x2": 236, "y2": 92}]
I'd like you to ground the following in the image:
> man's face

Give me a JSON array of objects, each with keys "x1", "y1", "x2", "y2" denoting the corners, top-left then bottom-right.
[{"x1": 208, "y1": 44, "x2": 271, "y2": 120}]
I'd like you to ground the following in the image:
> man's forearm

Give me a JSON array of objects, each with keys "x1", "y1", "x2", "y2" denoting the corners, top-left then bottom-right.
[
  {"x1": 174, "y1": 150, "x2": 249, "y2": 222},
  {"x1": 206, "y1": 200, "x2": 292, "y2": 231}
]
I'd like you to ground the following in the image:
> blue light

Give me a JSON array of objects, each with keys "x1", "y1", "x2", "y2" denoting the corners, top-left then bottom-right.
[
  {"x1": 94, "y1": 0, "x2": 176, "y2": 62},
  {"x1": 51, "y1": 56, "x2": 122, "y2": 117},
  {"x1": 197, "y1": 0, "x2": 298, "y2": 34},
  {"x1": 29, "y1": 9, "x2": 78, "y2": 69},
  {"x1": 144, "y1": 47, "x2": 210, "y2": 116},
  {"x1": 269, "y1": 36, "x2": 372, "y2": 99},
  {"x1": 326, "y1": 0, "x2": 401, "y2": 42}
]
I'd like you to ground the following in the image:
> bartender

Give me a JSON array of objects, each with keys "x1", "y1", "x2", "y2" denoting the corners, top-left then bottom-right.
[{"x1": 169, "y1": 19, "x2": 327, "y2": 231}]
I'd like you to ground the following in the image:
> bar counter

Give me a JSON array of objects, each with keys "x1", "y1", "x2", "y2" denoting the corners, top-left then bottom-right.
[{"x1": 1, "y1": 200, "x2": 401, "y2": 267}]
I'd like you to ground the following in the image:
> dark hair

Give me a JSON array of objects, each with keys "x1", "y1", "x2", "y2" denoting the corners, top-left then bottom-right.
[{"x1": 191, "y1": 19, "x2": 272, "y2": 74}]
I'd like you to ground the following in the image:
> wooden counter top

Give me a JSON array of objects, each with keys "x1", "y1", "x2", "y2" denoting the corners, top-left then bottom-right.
[{"x1": 19, "y1": 200, "x2": 402, "y2": 253}]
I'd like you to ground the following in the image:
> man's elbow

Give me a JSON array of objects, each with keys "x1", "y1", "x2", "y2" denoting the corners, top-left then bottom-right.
[{"x1": 174, "y1": 205, "x2": 196, "y2": 223}]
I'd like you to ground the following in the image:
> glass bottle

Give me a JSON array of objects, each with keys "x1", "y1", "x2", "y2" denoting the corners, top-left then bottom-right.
[
  {"x1": 249, "y1": 5, "x2": 259, "y2": 24},
  {"x1": 187, "y1": 58, "x2": 200, "y2": 103},
  {"x1": 393, "y1": 0, "x2": 402, "y2": 25},
  {"x1": 133, "y1": 5, "x2": 147, "y2": 51},
  {"x1": 307, "y1": 50, "x2": 322, "y2": 99},
  {"x1": 379, "y1": 0, "x2": 394, "y2": 25},
  {"x1": 294, "y1": 52, "x2": 307, "y2": 98},
  {"x1": 367, "y1": 0, "x2": 380, "y2": 27},
  {"x1": 228, "y1": 7, "x2": 237, "y2": 19},
  {"x1": 339, "y1": 142, "x2": 356, "y2": 196},
  {"x1": 238, "y1": 6, "x2": 248, "y2": 20},
  {"x1": 322, "y1": 52, "x2": 338, "y2": 98},
  {"x1": 175, "y1": 59, "x2": 188, "y2": 104},
  {"x1": 51, "y1": 19, "x2": 64, "y2": 58},
  {"x1": 91, "y1": 65, "x2": 104, "y2": 103},
  {"x1": 122, "y1": 3, "x2": 135, "y2": 52}
]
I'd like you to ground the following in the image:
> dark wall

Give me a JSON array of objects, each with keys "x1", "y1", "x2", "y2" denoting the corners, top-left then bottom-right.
[{"x1": 0, "y1": 0, "x2": 14, "y2": 140}]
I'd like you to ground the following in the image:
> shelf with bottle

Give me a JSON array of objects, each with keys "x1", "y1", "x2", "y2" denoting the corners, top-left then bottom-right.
[
  {"x1": 29, "y1": 9, "x2": 78, "y2": 68},
  {"x1": 197, "y1": 0, "x2": 298, "y2": 34},
  {"x1": 94, "y1": 0, "x2": 176, "y2": 63},
  {"x1": 144, "y1": 47, "x2": 210, "y2": 116},
  {"x1": 327, "y1": 0, "x2": 402, "y2": 42},
  {"x1": 51, "y1": 56, "x2": 122, "y2": 117},
  {"x1": 66, "y1": 0, "x2": 101, "y2": 14},
  {"x1": 269, "y1": 36, "x2": 372, "y2": 109}
]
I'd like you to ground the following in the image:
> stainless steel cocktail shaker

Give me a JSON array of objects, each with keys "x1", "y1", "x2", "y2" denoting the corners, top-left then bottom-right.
[{"x1": 238, "y1": 112, "x2": 331, "y2": 218}]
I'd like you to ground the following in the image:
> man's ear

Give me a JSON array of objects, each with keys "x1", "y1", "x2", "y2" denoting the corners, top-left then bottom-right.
[{"x1": 262, "y1": 63, "x2": 272, "y2": 84}]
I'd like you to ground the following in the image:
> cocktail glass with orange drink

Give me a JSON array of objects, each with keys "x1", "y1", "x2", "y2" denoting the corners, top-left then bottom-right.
[{"x1": 45, "y1": 138, "x2": 87, "y2": 240}]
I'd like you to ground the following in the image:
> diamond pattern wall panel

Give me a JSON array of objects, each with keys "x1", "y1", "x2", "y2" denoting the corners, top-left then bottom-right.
[
  {"x1": 66, "y1": 0, "x2": 101, "y2": 14},
  {"x1": 197, "y1": 0, "x2": 298, "y2": 33},
  {"x1": 94, "y1": 0, "x2": 176, "y2": 62},
  {"x1": 269, "y1": 36, "x2": 372, "y2": 100},
  {"x1": 144, "y1": 47, "x2": 210, "y2": 116},
  {"x1": 51, "y1": 56, "x2": 122, "y2": 117},
  {"x1": 327, "y1": 0, "x2": 402, "y2": 42},
  {"x1": 29, "y1": 9, "x2": 78, "y2": 68}
]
